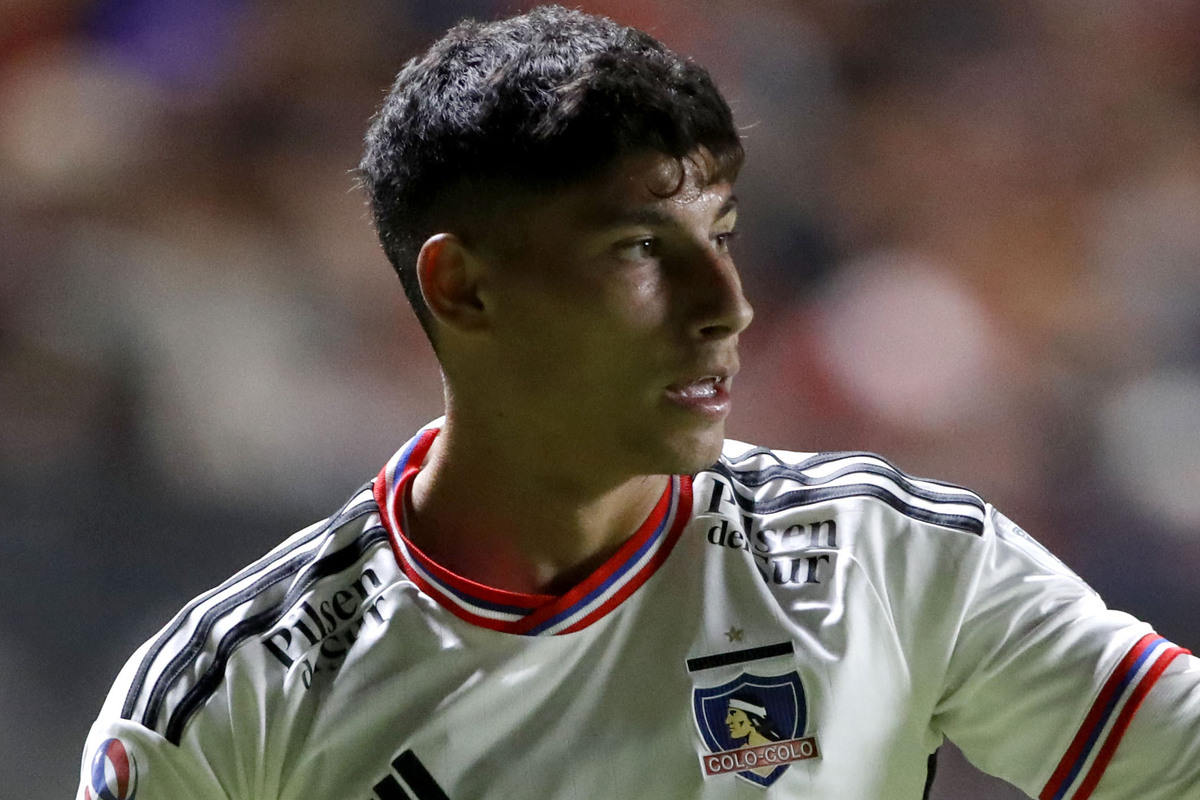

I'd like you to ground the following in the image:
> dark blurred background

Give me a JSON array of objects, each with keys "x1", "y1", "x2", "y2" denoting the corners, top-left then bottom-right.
[{"x1": 2, "y1": 1, "x2": 1198, "y2": 797}]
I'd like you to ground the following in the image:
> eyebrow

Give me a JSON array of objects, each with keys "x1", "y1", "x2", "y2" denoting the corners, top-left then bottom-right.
[
  {"x1": 716, "y1": 194, "x2": 739, "y2": 220},
  {"x1": 593, "y1": 194, "x2": 739, "y2": 229}
]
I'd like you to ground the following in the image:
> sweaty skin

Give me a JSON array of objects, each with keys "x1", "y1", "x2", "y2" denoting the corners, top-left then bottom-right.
[{"x1": 407, "y1": 149, "x2": 753, "y2": 595}]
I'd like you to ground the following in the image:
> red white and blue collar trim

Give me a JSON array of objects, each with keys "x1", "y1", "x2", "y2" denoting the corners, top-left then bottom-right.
[
  {"x1": 373, "y1": 422, "x2": 693, "y2": 636},
  {"x1": 1039, "y1": 632, "x2": 1190, "y2": 800}
]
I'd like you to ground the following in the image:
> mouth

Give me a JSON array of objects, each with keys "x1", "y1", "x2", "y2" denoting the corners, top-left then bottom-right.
[{"x1": 663, "y1": 375, "x2": 733, "y2": 418}]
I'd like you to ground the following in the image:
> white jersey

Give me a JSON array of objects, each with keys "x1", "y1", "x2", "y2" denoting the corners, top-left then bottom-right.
[{"x1": 79, "y1": 420, "x2": 1200, "y2": 800}]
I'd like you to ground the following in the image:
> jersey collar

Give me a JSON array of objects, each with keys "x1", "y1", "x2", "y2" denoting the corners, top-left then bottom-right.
[{"x1": 373, "y1": 423, "x2": 692, "y2": 636}]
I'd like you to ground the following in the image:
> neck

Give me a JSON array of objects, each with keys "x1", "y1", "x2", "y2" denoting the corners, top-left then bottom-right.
[{"x1": 405, "y1": 414, "x2": 669, "y2": 595}]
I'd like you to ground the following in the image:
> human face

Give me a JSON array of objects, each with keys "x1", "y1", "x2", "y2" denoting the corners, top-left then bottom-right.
[
  {"x1": 474, "y1": 150, "x2": 753, "y2": 484},
  {"x1": 726, "y1": 707, "x2": 753, "y2": 740}
]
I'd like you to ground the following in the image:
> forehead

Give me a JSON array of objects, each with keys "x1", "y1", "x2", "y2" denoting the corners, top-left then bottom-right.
[{"x1": 523, "y1": 149, "x2": 736, "y2": 232}]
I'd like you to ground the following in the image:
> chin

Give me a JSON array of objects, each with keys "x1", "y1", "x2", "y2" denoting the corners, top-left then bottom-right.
[
  {"x1": 662, "y1": 426, "x2": 726, "y2": 475},
  {"x1": 615, "y1": 416, "x2": 727, "y2": 477}
]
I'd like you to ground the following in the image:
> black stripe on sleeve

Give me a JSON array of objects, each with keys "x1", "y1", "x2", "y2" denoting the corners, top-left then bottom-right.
[
  {"x1": 139, "y1": 551, "x2": 311, "y2": 730},
  {"x1": 719, "y1": 457, "x2": 984, "y2": 512},
  {"x1": 706, "y1": 463, "x2": 985, "y2": 535},
  {"x1": 162, "y1": 526, "x2": 390, "y2": 743},
  {"x1": 121, "y1": 489, "x2": 377, "y2": 720},
  {"x1": 724, "y1": 446, "x2": 788, "y2": 466}
]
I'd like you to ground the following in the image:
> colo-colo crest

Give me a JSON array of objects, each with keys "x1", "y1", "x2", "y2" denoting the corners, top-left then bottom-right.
[{"x1": 693, "y1": 671, "x2": 820, "y2": 787}]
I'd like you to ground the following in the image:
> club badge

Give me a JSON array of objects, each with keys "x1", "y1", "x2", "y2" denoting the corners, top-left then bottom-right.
[{"x1": 693, "y1": 671, "x2": 820, "y2": 787}]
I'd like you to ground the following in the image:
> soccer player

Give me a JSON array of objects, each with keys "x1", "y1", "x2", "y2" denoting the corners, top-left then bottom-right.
[{"x1": 78, "y1": 6, "x2": 1200, "y2": 800}]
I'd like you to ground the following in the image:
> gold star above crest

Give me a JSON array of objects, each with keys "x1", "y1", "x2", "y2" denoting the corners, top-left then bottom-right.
[{"x1": 725, "y1": 627, "x2": 744, "y2": 643}]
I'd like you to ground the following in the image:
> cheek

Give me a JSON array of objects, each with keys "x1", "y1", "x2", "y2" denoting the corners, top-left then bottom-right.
[
  {"x1": 533, "y1": 274, "x2": 667, "y2": 347},
  {"x1": 494, "y1": 303, "x2": 624, "y2": 388},
  {"x1": 609, "y1": 268, "x2": 668, "y2": 325},
  {"x1": 490, "y1": 269, "x2": 671, "y2": 395}
]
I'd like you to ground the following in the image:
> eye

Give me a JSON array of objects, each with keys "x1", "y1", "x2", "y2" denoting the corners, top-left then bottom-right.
[
  {"x1": 616, "y1": 237, "x2": 658, "y2": 260},
  {"x1": 713, "y1": 230, "x2": 739, "y2": 254}
]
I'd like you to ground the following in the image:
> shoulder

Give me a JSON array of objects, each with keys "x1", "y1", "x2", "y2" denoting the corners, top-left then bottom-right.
[
  {"x1": 105, "y1": 482, "x2": 398, "y2": 746},
  {"x1": 702, "y1": 439, "x2": 988, "y2": 536}
]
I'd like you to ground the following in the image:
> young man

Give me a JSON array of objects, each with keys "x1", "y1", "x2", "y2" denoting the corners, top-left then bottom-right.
[{"x1": 78, "y1": 6, "x2": 1200, "y2": 800}]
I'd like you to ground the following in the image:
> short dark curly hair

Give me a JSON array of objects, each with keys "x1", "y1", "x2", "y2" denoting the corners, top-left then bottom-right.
[{"x1": 359, "y1": 5, "x2": 743, "y2": 344}]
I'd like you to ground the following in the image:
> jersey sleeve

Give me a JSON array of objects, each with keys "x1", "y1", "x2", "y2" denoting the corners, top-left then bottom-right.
[
  {"x1": 76, "y1": 718, "x2": 232, "y2": 800},
  {"x1": 931, "y1": 507, "x2": 1199, "y2": 799},
  {"x1": 1077, "y1": 654, "x2": 1200, "y2": 797},
  {"x1": 76, "y1": 638, "x2": 244, "y2": 800}
]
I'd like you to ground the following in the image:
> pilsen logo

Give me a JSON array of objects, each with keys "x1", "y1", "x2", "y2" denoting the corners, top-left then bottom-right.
[
  {"x1": 262, "y1": 568, "x2": 388, "y2": 688},
  {"x1": 693, "y1": 672, "x2": 820, "y2": 787}
]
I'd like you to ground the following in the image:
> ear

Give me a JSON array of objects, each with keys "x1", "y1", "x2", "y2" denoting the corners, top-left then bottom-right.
[{"x1": 416, "y1": 233, "x2": 489, "y2": 333}]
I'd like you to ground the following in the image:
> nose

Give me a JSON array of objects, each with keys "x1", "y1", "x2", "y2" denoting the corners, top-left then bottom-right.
[{"x1": 679, "y1": 248, "x2": 754, "y2": 340}]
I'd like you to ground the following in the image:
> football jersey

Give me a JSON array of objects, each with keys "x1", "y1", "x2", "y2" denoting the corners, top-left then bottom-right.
[{"x1": 78, "y1": 419, "x2": 1200, "y2": 800}]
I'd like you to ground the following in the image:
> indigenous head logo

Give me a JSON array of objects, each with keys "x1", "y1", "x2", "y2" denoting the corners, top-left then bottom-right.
[
  {"x1": 85, "y1": 738, "x2": 138, "y2": 800},
  {"x1": 693, "y1": 672, "x2": 820, "y2": 787}
]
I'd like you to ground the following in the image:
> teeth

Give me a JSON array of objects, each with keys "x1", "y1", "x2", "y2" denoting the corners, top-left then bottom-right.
[{"x1": 677, "y1": 378, "x2": 718, "y2": 398}]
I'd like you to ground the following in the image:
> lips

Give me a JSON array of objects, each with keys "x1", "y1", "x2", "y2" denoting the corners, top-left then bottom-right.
[
  {"x1": 663, "y1": 374, "x2": 734, "y2": 418},
  {"x1": 667, "y1": 376, "x2": 723, "y2": 398}
]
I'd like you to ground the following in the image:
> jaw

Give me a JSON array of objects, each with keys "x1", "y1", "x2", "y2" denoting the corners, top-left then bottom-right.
[
  {"x1": 616, "y1": 413, "x2": 728, "y2": 477},
  {"x1": 672, "y1": 425, "x2": 727, "y2": 473},
  {"x1": 443, "y1": 362, "x2": 731, "y2": 489}
]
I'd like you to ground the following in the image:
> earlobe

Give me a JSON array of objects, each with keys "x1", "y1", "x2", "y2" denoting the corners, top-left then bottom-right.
[{"x1": 416, "y1": 233, "x2": 489, "y2": 332}]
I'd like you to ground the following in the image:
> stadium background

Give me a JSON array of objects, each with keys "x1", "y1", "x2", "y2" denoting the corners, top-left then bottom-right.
[{"x1": 1, "y1": 0, "x2": 1197, "y2": 797}]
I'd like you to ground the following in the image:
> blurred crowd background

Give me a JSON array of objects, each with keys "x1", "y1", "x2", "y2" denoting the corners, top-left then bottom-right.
[{"x1": 2, "y1": 0, "x2": 1198, "y2": 797}]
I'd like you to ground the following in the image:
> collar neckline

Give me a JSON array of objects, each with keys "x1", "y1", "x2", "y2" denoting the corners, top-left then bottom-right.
[{"x1": 373, "y1": 424, "x2": 693, "y2": 635}]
